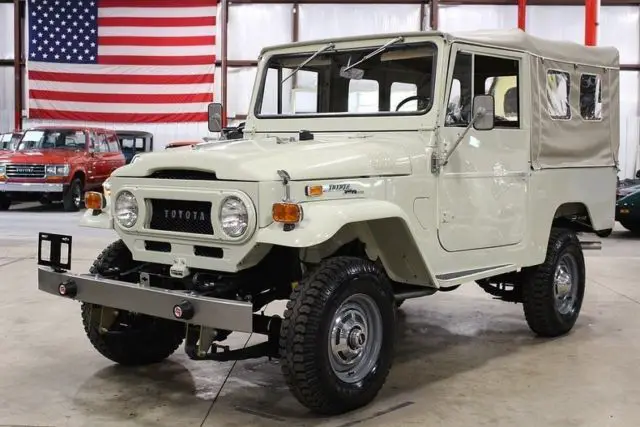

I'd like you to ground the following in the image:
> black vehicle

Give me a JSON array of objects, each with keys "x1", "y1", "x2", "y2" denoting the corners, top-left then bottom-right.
[{"x1": 115, "y1": 131, "x2": 153, "y2": 164}]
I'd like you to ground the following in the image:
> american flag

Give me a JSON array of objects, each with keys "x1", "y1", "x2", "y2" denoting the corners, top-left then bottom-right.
[{"x1": 27, "y1": 0, "x2": 217, "y2": 123}]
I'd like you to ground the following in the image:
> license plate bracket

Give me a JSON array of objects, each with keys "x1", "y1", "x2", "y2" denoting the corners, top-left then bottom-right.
[{"x1": 38, "y1": 232, "x2": 72, "y2": 272}]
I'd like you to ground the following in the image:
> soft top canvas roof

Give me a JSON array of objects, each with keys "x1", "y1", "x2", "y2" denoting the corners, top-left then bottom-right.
[
  {"x1": 447, "y1": 29, "x2": 619, "y2": 68},
  {"x1": 264, "y1": 28, "x2": 619, "y2": 69}
]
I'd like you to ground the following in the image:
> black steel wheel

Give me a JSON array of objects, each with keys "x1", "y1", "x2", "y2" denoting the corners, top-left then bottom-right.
[
  {"x1": 280, "y1": 256, "x2": 396, "y2": 415},
  {"x1": 63, "y1": 178, "x2": 83, "y2": 212},
  {"x1": 522, "y1": 228, "x2": 586, "y2": 337},
  {"x1": 81, "y1": 240, "x2": 184, "y2": 366}
]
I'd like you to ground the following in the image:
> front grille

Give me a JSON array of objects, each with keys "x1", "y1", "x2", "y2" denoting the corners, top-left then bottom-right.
[
  {"x1": 6, "y1": 164, "x2": 46, "y2": 178},
  {"x1": 149, "y1": 199, "x2": 214, "y2": 235},
  {"x1": 148, "y1": 169, "x2": 217, "y2": 180}
]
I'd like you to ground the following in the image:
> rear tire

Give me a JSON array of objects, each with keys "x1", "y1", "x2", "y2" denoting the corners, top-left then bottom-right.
[
  {"x1": 0, "y1": 196, "x2": 10, "y2": 211},
  {"x1": 522, "y1": 228, "x2": 585, "y2": 337},
  {"x1": 81, "y1": 240, "x2": 184, "y2": 366},
  {"x1": 620, "y1": 221, "x2": 640, "y2": 233},
  {"x1": 280, "y1": 256, "x2": 396, "y2": 415},
  {"x1": 63, "y1": 178, "x2": 83, "y2": 212}
]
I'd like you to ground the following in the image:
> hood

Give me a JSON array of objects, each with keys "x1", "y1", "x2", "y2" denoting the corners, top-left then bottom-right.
[
  {"x1": 1, "y1": 149, "x2": 86, "y2": 165},
  {"x1": 114, "y1": 135, "x2": 412, "y2": 181}
]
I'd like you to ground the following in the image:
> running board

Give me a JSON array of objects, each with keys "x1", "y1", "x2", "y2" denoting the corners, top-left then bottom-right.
[{"x1": 436, "y1": 264, "x2": 516, "y2": 288}]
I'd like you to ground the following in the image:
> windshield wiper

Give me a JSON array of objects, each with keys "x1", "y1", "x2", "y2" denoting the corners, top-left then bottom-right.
[
  {"x1": 342, "y1": 36, "x2": 404, "y2": 72},
  {"x1": 281, "y1": 42, "x2": 336, "y2": 84}
]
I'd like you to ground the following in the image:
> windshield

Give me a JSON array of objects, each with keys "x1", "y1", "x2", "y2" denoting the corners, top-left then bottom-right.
[
  {"x1": 255, "y1": 42, "x2": 437, "y2": 118},
  {"x1": 17, "y1": 129, "x2": 87, "y2": 151},
  {"x1": 0, "y1": 134, "x2": 10, "y2": 149}
]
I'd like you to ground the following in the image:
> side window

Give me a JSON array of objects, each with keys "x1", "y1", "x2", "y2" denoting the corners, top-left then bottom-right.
[
  {"x1": 546, "y1": 70, "x2": 571, "y2": 120},
  {"x1": 445, "y1": 52, "x2": 472, "y2": 126},
  {"x1": 96, "y1": 133, "x2": 109, "y2": 152},
  {"x1": 107, "y1": 133, "x2": 120, "y2": 152},
  {"x1": 475, "y1": 54, "x2": 519, "y2": 127},
  {"x1": 446, "y1": 52, "x2": 520, "y2": 127},
  {"x1": 580, "y1": 74, "x2": 602, "y2": 120},
  {"x1": 348, "y1": 79, "x2": 379, "y2": 113}
]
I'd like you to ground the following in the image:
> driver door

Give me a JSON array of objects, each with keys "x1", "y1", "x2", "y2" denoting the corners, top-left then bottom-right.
[{"x1": 437, "y1": 45, "x2": 530, "y2": 252}]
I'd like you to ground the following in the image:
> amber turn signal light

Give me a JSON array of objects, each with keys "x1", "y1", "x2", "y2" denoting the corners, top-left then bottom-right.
[
  {"x1": 305, "y1": 185, "x2": 323, "y2": 197},
  {"x1": 272, "y1": 202, "x2": 303, "y2": 224},
  {"x1": 84, "y1": 191, "x2": 104, "y2": 210}
]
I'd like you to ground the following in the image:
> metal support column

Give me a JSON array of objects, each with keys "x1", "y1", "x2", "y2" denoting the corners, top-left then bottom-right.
[
  {"x1": 585, "y1": 0, "x2": 600, "y2": 45},
  {"x1": 518, "y1": 0, "x2": 527, "y2": 30},
  {"x1": 14, "y1": 0, "x2": 23, "y2": 131},
  {"x1": 221, "y1": 0, "x2": 229, "y2": 127}
]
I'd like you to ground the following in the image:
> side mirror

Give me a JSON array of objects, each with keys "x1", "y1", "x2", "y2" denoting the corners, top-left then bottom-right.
[
  {"x1": 635, "y1": 170, "x2": 640, "y2": 179},
  {"x1": 208, "y1": 102, "x2": 224, "y2": 133},
  {"x1": 472, "y1": 95, "x2": 495, "y2": 131}
]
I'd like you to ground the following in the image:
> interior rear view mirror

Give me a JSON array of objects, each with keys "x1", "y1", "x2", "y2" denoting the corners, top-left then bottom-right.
[
  {"x1": 472, "y1": 95, "x2": 495, "y2": 131},
  {"x1": 208, "y1": 102, "x2": 224, "y2": 133}
]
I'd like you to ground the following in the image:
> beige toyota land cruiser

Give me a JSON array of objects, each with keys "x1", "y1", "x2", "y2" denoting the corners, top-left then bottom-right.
[{"x1": 36, "y1": 29, "x2": 618, "y2": 414}]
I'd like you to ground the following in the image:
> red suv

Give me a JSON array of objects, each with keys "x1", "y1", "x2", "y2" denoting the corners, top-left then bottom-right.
[{"x1": 0, "y1": 126, "x2": 126, "y2": 211}]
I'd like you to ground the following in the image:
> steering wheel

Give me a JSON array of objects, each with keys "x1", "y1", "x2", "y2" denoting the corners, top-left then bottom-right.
[{"x1": 395, "y1": 95, "x2": 430, "y2": 112}]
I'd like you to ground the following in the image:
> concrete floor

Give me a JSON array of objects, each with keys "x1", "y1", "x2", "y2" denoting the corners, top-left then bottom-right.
[{"x1": 2, "y1": 203, "x2": 640, "y2": 427}]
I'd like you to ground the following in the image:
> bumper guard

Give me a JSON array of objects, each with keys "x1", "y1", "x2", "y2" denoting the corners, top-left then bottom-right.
[{"x1": 37, "y1": 233, "x2": 253, "y2": 333}]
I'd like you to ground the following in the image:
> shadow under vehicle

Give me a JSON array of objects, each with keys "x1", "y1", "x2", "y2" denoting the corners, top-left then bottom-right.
[{"x1": 36, "y1": 29, "x2": 618, "y2": 415}]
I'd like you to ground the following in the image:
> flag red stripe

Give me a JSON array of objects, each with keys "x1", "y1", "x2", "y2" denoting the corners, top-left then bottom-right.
[
  {"x1": 100, "y1": 0, "x2": 217, "y2": 7},
  {"x1": 29, "y1": 109, "x2": 209, "y2": 123},
  {"x1": 99, "y1": 36, "x2": 215, "y2": 46},
  {"x1": 98, "y1": 55, "x2": 216, "y2": 65},
  {"x1": 98, "y1": 16, "x2": 216, "y2": 27},
  {"x1": 30, "y1": 90, "x2": 213, "y2": 104},
  {"x1": 29, "y1": 70, "x2": 214, "y2": 85}
]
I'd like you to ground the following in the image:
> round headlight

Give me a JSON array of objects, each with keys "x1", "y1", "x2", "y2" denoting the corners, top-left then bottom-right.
[
  {"x1": 115, "y1": 191, "x2": 138, "y2": 228},
  {"x1": 219, "y1": 196, "x2": 248, "y2": 237}
]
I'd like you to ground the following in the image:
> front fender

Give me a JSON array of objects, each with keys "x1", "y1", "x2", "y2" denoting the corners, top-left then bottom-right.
[
  {"x1": 257, "y1": 199, "x2": 411, "y2": 247},
  {"x1": 256, "y1": 199, "x2": 436, "y2": 286}
]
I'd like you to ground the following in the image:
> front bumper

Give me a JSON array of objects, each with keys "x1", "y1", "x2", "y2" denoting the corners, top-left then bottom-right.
[
  {"x1": 38, "y1": 267, "x2": 254, "y2": 332},
  {"x1": 0, "y1": 182, "x2": 64, "y2": 193}
]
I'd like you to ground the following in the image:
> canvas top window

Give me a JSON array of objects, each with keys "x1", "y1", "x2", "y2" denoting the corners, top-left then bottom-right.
[{"x1": 256, "y1": 41, "x2": 437, "y2": 118}]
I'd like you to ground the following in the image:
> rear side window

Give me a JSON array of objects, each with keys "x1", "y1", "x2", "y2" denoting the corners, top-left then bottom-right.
[
  {"x1": 96, "y1": 133, "x2": 109, "y2": 152},
  {"x1": 546, "y1": 70, "x2": 571, "y2": 120},
  {"x1": 107, "y1": 133, "x2": 120, "y2": 152},
  {"x1": 580, "y1": 74, "x2": 602, "y2": 120}
]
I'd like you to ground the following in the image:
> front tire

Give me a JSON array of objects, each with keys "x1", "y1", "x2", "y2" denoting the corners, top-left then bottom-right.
[
  {"x1": 82, "y1": 240, "x2": 184, "y2": 366},
  {"x1": 280, "y1": 257, "x2": 396, "y2": 415},
  {"x1": 0, "y1": 196, "x2": 10, "y2": 211},
  {"x1": 522, "y1": 228, "x2": 585, "y2": 337},
  {"x1": 63, "y1": 178, "x2": 83, "y2": 212}
]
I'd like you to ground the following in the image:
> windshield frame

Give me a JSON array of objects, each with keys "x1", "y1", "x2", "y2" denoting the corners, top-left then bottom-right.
[{"x1": 252, "y1": 41, "x2": 438, "y2": 120}]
